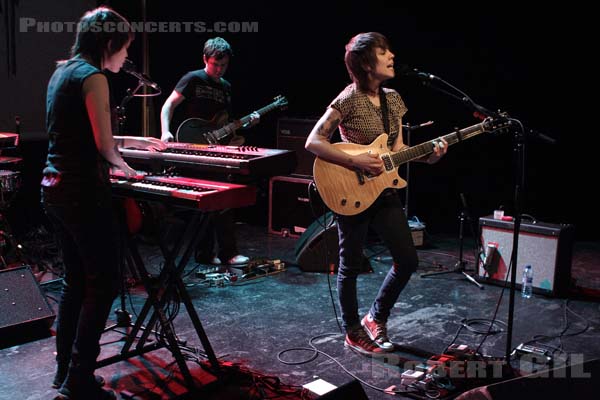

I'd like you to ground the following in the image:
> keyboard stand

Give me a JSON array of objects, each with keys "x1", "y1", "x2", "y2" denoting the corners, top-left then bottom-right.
[{"x1": 97, "y1": 209, "x2": 220, "y2": 391}]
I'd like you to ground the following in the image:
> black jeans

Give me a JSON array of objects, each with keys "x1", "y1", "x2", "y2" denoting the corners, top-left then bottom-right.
[
  {"x1": 336, "y1": 190, "x2": 418, "y2": 331},
  {"x1": 44, "y1": 197, "x2": 121, "y2": 385},
  {"x1": 195, "y1": 208, "x2": 239, "y2": 262}
]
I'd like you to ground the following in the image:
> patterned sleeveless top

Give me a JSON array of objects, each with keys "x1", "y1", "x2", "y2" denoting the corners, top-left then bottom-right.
[{"x1": 330, "y1": 83, "x2": 407, "y2": 149}]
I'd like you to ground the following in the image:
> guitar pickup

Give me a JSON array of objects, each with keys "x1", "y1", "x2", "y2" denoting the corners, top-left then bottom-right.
[{"x1": 381, "y1": 154, "x2": 393, "y2": 171}]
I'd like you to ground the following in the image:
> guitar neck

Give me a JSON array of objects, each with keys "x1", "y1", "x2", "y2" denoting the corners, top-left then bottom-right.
[
  {"x1": 238, "y1": 102, "x2": 279, "y2": 126},
  {"x1": 212, "y1": 102, "x2": 279, "y2": 141},
  {"x1": 391, "y1": 122, "x2": 487, "y2": 167}
]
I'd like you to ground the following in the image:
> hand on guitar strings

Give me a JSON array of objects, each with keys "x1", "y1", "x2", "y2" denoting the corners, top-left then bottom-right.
[{"x1": 353, "y1": 152, "x2": 384, "y2": 176}]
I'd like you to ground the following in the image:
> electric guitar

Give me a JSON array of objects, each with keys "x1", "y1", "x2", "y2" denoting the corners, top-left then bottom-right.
[
  {"x1": 175, "y1": 95, "x2": 288, "y2": 144},
  {"x1": 313, "y1": 116, "x2": 510, "y2": 216}
]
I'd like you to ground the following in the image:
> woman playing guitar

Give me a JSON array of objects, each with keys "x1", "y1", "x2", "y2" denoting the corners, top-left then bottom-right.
[{"x1": 305, "y1": 32, "x2": 448, "y2": 356}]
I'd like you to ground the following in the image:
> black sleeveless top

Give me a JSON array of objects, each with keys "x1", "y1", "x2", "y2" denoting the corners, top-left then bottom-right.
[{"x1": 42, "y1": 58, "x2": 111, "y2": 204}]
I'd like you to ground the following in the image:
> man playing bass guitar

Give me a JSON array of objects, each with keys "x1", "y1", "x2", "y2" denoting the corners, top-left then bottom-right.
[
  {"x1": 160, "y1": 37, "x2": 251, "y2": 265},
  {"x1": 160, "y1": 37, "x2": 258, "y2": 145}
]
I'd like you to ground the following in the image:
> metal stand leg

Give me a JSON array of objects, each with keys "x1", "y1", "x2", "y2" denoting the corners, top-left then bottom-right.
[
  {"x1": 421, "y1": 194, "x2": 483, "y2": 289},
  {"x1": 103, "y1": 233, "x2": 152, "y2": 333},
  {"x1": 97, "y1": 210, "x2": 221, "y2": 392}
]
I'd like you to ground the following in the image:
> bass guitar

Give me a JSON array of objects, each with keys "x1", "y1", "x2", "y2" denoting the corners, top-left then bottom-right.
[
  {"x1": 175, "y1": 95, "x2": 288, "y2": 144},
  {"x1": 313, "y1": 116, "x2": 510, "y2": 216}
]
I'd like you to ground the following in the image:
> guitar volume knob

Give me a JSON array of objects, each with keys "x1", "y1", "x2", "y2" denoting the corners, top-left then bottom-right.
[
  {"x1": 341, "y1": 199, "x2": 347, "y2": 206},
  {"x1": 354, "y1": 201, "x2": 361, "y2": 208}
]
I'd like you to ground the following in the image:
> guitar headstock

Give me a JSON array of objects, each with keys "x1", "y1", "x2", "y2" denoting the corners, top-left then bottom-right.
[
  {"x1": 273, "y1": 95, "x2": 289, "y2": 110},
  {"x1": 483, "y1": 112, "x2": 511, "y2": 135}
]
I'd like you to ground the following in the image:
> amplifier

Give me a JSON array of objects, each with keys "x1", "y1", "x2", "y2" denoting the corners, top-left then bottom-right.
[
  {"x1": 0, "y1": 266, "x2": 56, "y2": 347},
  {"x1": 276, "y1": 118, "x2": 318, "y2": 176},
  {"x1": 268, "y1": 175, "x2": 327, "y2": 238},
  {"x1": 478, "y1": 216, "x2": 574, "y2": 296}
]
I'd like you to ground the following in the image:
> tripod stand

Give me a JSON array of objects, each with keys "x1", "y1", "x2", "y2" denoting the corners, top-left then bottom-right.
[{"x1": 421, "y1": 193, "x2": 483, "y2": 289}]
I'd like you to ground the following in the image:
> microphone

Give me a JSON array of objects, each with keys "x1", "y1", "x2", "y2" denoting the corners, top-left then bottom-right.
[
  {"x1": 402, "y1": 121, "x2": 434, "y2": 131},
  {"x1": 397, "y1": 65, "x2": 437, "y2": 81},
  {"x1": 122, "y1": 59, "x2": 160, "y2": 90}
]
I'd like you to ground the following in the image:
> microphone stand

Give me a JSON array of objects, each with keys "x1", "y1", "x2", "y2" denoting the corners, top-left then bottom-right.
[
  {"x1": 106, "y1": 80, "x2": 157, "y2": 333},
  {"x1": 402, "y1": 121, "x2": 434, "y2": 216},
  {"x1": 408, "y1": 68, "x2": 555, "y2": 362},
  {"x1": 106, "y1": 86, "x2": 139, "y2": 332},
  {"x1": 505, "y1": 121, "x2": 525, "y2": 362},
  {"x1": 115, "y1": 87, "x2": 137, "y2": 137},
  {"x1": 421, "y1": 193, "x2": 483, "y2": 289}
]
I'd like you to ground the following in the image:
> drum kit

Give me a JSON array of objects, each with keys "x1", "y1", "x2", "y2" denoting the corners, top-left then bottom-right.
[
  {"x1": 0, "y1": 132, "x2": 22, "y2": 267},
  {"x1": 0, "y1": 133, "x2": 21, "y2": 206},
  {"x1": 0, "y1": 159, "x2": 21, "y2": 207}
]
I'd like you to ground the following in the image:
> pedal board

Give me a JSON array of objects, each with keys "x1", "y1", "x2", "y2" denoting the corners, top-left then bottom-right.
[{"x1": 195, "y1": 259, "x2": 286, "y2": 283}]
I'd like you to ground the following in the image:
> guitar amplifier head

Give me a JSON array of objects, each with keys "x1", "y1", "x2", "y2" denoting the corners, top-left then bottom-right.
[
  {"x1": 276, "y1": 118, "x2": 318, "y2": 176},
  {"x1": 478, "y1": 216, "x2": 574, "y2": 296}
]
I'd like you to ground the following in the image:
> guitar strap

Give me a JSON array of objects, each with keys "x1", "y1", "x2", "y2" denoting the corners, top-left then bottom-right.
[{"x1": 378, "y1": 88, "x2": 392, "y2": 145}]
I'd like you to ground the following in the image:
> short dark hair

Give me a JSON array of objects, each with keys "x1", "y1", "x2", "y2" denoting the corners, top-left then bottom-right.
[
  {"x1": 344, "y1": 32, "x2": 390, "y2": 91},
  {"x1": 203, "y1": 37, "x2": 233, "y2": 60},
  {"x1": 70, "y1": 7, "x2": 134, "y2": 66}
]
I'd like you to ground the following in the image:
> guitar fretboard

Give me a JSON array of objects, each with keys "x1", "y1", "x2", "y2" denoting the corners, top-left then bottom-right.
[
  {"x1": 391, "y1": 122, "x2": 487, "y2": 167},
  {"x1": 213, "y1": 98, "x2": 285, "y2": 142},
  {"x1": 238, "y1": 103, "x2": 279, "y2": 126}
]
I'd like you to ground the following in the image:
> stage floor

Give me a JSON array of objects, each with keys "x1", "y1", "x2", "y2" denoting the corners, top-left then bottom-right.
[{"x1": 1, "y1": 223, "x2": 599, "y2": 399}]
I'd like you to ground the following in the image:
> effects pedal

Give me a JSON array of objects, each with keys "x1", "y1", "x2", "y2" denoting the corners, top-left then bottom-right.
[
  {"x1": 513, "y1": 343, "x2": 553, "y2": 364},
  {"x1": 444, "y1": 344, "x2": 478, "y2": 360},
  {"x1": 400, "y1": 369, "x2": 425, "y2": 387}
]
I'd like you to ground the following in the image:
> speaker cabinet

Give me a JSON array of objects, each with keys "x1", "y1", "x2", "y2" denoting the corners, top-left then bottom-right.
[
  {"x1": 294, "y1": 212, "x2": 339, "y2": 273},
  {"x1": 268, "y1": 175, "x2": 326, "y2": 238},
  {"x1": 0, "y1": 266, "x2": 56, "y2": 347},
  {"x1": 478, "y1": 216, "x2": 574, "y2": 296},
  {"x1": 276, "y1": 118, "x2": 318, "y2": 176},
  {"x1": 293, "y1": 212, "x2": 371, "y2": 273}
]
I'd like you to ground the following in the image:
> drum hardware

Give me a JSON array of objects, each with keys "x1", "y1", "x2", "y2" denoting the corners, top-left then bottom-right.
[
  {"x1": 0, "y1": 155, "x2": 23, "y2": 268},
  {"x1": 0, "y1": 170, "x2": 20, "y2": 209}
]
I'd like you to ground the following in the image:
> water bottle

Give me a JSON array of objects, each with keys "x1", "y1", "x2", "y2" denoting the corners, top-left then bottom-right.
[{"x1": 522, "y1": 265, "x2": 533, "y2": 298}]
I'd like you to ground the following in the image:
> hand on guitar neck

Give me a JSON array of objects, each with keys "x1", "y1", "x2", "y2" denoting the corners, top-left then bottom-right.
[
  {"x1": 243, "y1": 111, "x2": 260, "y2": 128},
  {"x1": 225, "y1": 112, "x2": 259, "y2": 146},
  {"x1": 175, "y1": 95, "x2": 287, "y2": 145}
]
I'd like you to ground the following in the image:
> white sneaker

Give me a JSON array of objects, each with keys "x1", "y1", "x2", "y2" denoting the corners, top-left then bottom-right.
[
  {"x1": 227, "y1": 255, "x2": 250, "y2": 265},
  {"x1": 210, "y1": 257, "x2": 222, "y2": 265}
]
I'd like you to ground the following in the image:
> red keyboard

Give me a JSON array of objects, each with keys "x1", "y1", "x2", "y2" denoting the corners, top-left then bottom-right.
[{"x1": 110, "y1": 172, "x2": 256, "y2": 211}]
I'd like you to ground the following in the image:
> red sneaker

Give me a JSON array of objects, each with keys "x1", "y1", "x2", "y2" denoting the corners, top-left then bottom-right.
[
  {"x1": 344, "y1": 327, "x2": 387, "y2": 356},
  {"x1": 361, "y1": 314, "x2": 394, "y2": 352}
]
